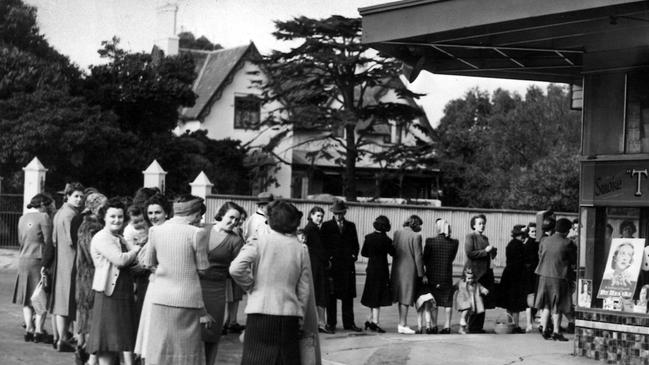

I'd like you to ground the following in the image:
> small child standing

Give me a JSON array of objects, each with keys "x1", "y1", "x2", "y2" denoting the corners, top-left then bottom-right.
[
  {"x1": 455, "y1": 266, "x2": 489, "y2": 334},
  {"x1": 415, "y1": 278, "x2": 437, "y2": 334}
]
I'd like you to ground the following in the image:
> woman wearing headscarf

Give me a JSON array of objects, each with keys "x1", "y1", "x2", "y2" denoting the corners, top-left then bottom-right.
[
  {"x1": 50, "y1": 182, "x2": 85, "y2": 351},
  {"x1": 360, "y1": 215, "x2": 393, "y2": 333},
  {"x1": 423, "y1": 218, "x2": 458, "y2": 334},
  {"x1": 87, "y1": 198, "x2": 141, "y2": 365},
  {"x1": 230, "y1": 200, "x2": 311, "y2": 365},
  {"x1": 390, "y1": 215, "x2": 424, "y2": 335},
  {"x1": 200, "y1": 201, "x2": 246, "y2": 365},
  {"x1": 75, "y1": 192, "x2": 107, "y2": 365},
  {"x1": 13, "y1": 194, "x2": 54, "y2": 343},
  {"x1": 496, "y1": 224, "x2": 528, "y2": 333},
  {"x1": 136, "y1": 195, "x2": 213, "y2": 365}
]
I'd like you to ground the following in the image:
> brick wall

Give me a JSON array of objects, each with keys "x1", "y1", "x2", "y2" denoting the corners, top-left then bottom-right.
[{"x1": 575, "y1": 311, "x2": 649, "y2": 364}]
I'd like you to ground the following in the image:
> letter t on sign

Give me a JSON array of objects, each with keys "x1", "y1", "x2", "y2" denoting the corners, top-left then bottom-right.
[{"x1": 629, "y1": 169, "x2": 649, "y2": 196}]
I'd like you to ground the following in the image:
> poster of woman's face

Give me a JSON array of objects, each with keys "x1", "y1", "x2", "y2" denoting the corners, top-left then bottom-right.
[{"x1": 598, "y1": 238, "x2": 645, "y2": 299}]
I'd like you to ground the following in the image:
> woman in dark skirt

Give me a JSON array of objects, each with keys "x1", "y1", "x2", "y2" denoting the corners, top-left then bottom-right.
[
  {"x1": 87, "y1": 198, "x2": 141, "y2": 365},
  {"x1": 423, "y1": 218, "x2": 459, "y2": 334},
  {"x1": 200, "y1": 201, "x2": 245, "y2": 365},
  {"x1": 13, "y1": 194, "x2": 54, "y2": 343},
  {"x1": 497, "y1": 224, "x2": 528, "y2": 333},
  {"x1": 230, "y1": 200, "x2": 311, "y2": 365},
  {"x1": 360, "y1": 215, "x2": 393, "y2": 333},
  {"x1": 303, "y1": 206, "x2": 330, "y2": 333}
]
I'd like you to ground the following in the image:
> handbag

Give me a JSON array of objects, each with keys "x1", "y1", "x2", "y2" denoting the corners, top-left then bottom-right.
[{"x1": 30, "y1": 277, "x2": 49, "y2": 314}]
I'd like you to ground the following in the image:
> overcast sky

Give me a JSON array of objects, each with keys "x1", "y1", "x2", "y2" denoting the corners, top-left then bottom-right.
[{"x1": 26, "y1": 0, "x2": 544, "y2": 126}]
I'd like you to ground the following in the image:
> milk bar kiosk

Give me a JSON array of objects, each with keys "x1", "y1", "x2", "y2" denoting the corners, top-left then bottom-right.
[{"x1": 360, "y1": 0, "x2": 649, "y2": 362}]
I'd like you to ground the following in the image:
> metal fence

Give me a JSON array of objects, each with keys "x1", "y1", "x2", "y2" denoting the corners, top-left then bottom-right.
[
  {"x1": 0, "y1": 194, "x2": 23, "y2": 248},
  {"x1": 205, "y1": 194, "x2": 577, "y2": 268}
]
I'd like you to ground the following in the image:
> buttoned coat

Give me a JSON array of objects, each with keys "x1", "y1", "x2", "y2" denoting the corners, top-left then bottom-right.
[
  {"x1": 464, "y1": 232, "x2": 494, "y2": 281},
  {"x1": 321, "y1": 218, "x2": 359, "y2": 299},
  {"x1": 391, "y1": 227, "x2": 424, "y2": 306},
  {"x1": 535, "y1": 233, "x2": 576, "y2": 279}
]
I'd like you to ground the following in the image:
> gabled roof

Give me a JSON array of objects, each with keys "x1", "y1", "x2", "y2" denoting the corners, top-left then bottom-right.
[{"x1": 179, "y1": 43, "x2": 261, "y2": 120}]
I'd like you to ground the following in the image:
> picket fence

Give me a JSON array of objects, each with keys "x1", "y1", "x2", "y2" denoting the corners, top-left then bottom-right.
[{"x1": 205, "y1": 194, "x2": 577, "y2": 268}]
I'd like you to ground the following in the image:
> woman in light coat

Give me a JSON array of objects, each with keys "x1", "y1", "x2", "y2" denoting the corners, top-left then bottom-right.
[
  {"x1": 390, "y1": 215, "x2": 424, "y2": 334},
  {"x1": 230, "y1": 200, "x2": 311, "y2": 365}
]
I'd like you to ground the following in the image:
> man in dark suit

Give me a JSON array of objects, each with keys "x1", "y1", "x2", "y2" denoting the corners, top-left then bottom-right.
[{"x1": 320, "y1": 200, "x2": 361, "y2": 332}]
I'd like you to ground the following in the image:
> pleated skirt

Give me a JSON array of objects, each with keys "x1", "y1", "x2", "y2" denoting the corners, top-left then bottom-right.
[
  {"x1": 13, "y1": 258, "x2": 41, "y2": 306},
  {"x1": 242, "y1": 314, "x2": 301, "y2": 365}
]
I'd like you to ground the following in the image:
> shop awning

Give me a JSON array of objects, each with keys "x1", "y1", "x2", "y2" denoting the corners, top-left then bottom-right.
[{"x1": 360, "y1": 0, "x2": 649, "y2": 83}]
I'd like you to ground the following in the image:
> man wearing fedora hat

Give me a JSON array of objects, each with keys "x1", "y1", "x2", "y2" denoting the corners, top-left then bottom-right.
[
  {"x1": 320, "y1": 200, "x2": 362, "y2": 332},
  {"x1": 242, "y1": 192, "x2": 274, "y2": 242}
]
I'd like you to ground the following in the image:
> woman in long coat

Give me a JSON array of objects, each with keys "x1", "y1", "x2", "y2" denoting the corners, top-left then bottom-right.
[
  {"x1": 497, "y1": 224, "x2": 527, "y2": 333},
  {"x1": 464, "y1": 214, "x2": 496, "y2": 334},
  {"x1": 360, "y1": 215, "x2": 393, "y2": 333},
  {"x1": 75, "y1": 192, "x2": 107, "y2": 365},
  {"x1": 50, "y1": 182, "x2": 84, "y2": 351},
  {"x1": 390, "y1": 215, "x2": 424, "y2": 334},
  {"x1": 423, "y1": 218, "x2": 458, "y2": 334},
  {"x1": 13, "y1": 194, "x2": 53, "y2": 343},
  {"x1": 522, "y1": 222, "x2": 539, "y2": 332},
  {"x1": 303, "y1": 206, "x2": 330, "y2": 333}
]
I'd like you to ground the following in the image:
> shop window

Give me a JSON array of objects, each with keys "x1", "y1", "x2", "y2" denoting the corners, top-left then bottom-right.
[
  {"x1": 578, "y1": 206, "x2": 649, "y2": 313},
  {"x1": 582, "y1": 72, "x2": 625, "y2": 155},
  {"x1": 625, "y1": 70, "x2": 649, "y2": 153},
  {"x1": 234, "y1": 95, "x2": 261, "y2": 129}
]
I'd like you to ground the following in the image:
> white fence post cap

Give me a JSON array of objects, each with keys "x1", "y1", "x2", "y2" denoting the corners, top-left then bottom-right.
[
  {"x1": 143, "y1": 160, "x2": 167, "y2": 175},
  {"x1": 23, "y1": 157, "x2": 48, "y2": 172},
  {"x1": 190, "y1": 171, "x2": 214, "y2": 187}
]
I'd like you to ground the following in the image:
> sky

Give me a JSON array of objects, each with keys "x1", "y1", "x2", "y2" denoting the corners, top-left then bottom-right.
[{"x1": 25, "y1": 0, "x2": 545, "y2": 126}]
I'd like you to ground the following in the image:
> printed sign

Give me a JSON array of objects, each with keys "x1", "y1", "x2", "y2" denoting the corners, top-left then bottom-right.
[
  {"x1": 598, "y1": 238, "x2": 645, "y2": 299},
  {"x1": 578, "y1": 279, "x2": 592, "y2": 308}
]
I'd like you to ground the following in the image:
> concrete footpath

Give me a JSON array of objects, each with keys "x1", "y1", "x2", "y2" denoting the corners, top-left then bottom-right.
[{"x1": 0, "y1": 248, "x2": 595, "y2": 365}]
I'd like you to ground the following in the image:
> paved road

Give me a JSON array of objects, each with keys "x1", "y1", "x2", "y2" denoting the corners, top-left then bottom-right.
[{"x1": 0, "y1": 248, "x2": 591, "y2": 365}]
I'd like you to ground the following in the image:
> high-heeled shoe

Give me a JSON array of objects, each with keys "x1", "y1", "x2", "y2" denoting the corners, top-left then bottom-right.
[
  {"x1": 24, "y1": 331, "x2": 34, "y2": 342},
  {"x1": 364, "y1": 321, "x2": 372, "y2": 331},
  {"x1": 367, "y1": 322, "x2": 379, "y2": 332}
]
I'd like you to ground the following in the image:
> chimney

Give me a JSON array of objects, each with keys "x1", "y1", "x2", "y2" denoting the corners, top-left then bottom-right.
[{"x1": 155, "y1": 2, "x2": 179, "y2": 56}]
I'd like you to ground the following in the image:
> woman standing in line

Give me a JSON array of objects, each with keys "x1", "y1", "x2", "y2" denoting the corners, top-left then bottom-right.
[
  {"x1": 464, "y1": 214, "x2": 497, "y2": 334},
  {"x1": 303, "y1": 206, "x2": 331, "y2": 333},
  {"x1": 13, "y1": 194, "x2": 54, "y2": 343},
  {"x1": 390, "y1": 215, "x2": 424, "y2": 335},
  {"x1": 360, "y1": 215, "x2": 393, "y2": 333},
  {"x1": 230, "y1": 200, "x2": 311, "y2": 365},
  {"x1": 422, "y1": 218, "x2": 458, "y2": 334},
  {"x1": 50, "y1": 182, "x2": 85, "y2": 351},
  {"x1": 87, "y1": 198, "x2": 141, "y2": 365},
  {"x1": 497, "y1": 224, "x2": 528, "y2": 333},
  {"x1": 75, "y1": 192, "x2": 107, "y2": 365},
  {"x1": 200, "y1": 201, "x2": 245, "y2": 365},
  {"x1": 522, "y1": 222, "x2": 539, "y2": 332},
  {"x1": 137, "y1": 195, "x2": 213, "y2": 365}
]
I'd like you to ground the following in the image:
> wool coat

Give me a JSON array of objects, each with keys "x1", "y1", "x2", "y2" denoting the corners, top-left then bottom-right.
[
  {"x1": 423, "y1": 234, "x2": 459, "y2": 307},
  {"x1": 304, "y1": 221, "x2": 329, "y2": 307},
  {"x1": 360, "y1": 231, "x2": 394, "y2": 308},
  {"x1": 497, "y1": 238, "x2": 527, "y2": 312},
  {"x1": 390, "y1": 227, "x2": 424, "y2": 306},
  {"x1": 50, "y1": 203, "x2": 81, "y2": 317},
  {"x1": 320, "y1": 218, "x2": 359, "y2": 299}
]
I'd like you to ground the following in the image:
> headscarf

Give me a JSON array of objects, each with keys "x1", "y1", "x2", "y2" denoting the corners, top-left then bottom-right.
[
  {"x1": 173, "y1": 198, "x2": 205, "y2": 217},
  {"x1": 437, "y1": 218, "x2": 450, "y2": 237},
  {"x1": 82, "y1": 193, "x2": 107, "y2": 216}
]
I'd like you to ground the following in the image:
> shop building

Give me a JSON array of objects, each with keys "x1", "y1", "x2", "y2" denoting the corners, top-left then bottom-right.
[{"x1": 360, "y1": 0, "x2": 649, "y2": 363}]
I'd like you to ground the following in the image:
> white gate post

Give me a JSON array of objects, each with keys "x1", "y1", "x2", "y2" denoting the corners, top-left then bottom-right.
[
  {"x1": 190, "y1": 171, "x2": 214, "y2": 201},
  {"x1": 23, "y1": 157, "x2": 48, "y2": 213},
  {"x1": 143, "y1": 160, "x2": 167, "y2": 193}
]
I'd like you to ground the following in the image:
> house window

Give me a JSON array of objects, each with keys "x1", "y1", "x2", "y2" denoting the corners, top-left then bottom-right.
[{"x1": 234, "y1": 95, "x2": 261, "y2": 129}]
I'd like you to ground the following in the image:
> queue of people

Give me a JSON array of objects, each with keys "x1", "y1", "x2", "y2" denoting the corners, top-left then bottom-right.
[{"x1": 13, "y1": 186, "x2": 583, "y2": 365}]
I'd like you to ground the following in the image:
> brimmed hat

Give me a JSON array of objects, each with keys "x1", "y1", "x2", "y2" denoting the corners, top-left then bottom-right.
[
  {"x1": 82, "y1": 193, "x2": 107, "y2": 216},
  {"x1": 511, "y1": 224, "x2": 526, "y2": 237},
  {"x1": 330, "y1": 200, "x2": 348, "y2": 214},
  {"x1": 257, "y1": 192, "x2": 274, "y2": 205}
]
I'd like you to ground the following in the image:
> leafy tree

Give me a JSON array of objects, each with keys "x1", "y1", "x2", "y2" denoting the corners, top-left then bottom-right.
[
  {"x1": 254, "y1": 15, "x2": 424, "y2": 201},
  {"x1": 433, "y1": 84, "x2": 580, "y2": 211},
  {"x1": 178, "y1": 31, "x2": 223, "y2": 51}
]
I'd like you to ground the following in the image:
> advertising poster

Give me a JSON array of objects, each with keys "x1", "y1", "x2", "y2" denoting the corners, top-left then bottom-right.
[
  {"x1": 598, "y1": 238, "x2": 645, "y2": 299},
  {"x1": 578, "y1": 279, "x2": 592, "y2": 308}
]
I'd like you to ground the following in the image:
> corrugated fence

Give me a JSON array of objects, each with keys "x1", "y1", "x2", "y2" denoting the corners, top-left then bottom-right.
[{"x1": 205, "y1": 194, "x2": 577, "y2": 269}]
